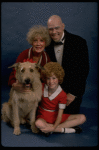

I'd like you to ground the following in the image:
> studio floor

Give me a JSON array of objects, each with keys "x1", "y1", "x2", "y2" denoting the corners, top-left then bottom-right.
[{"x1": 1, "y1": 84, "x2": 98, "y2": 147}]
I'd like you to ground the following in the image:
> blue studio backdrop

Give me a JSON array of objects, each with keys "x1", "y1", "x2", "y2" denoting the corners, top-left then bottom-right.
[
  {"x1": 1, "y1": 2, "x2": 98, "y2": 88},
  {"x1": 1, "y1": 2, "x2": 98, "y2": 147}
]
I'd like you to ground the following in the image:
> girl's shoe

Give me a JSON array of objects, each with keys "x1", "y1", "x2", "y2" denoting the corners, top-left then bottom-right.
[
  {"x1": 45, "y1": 132, "x2": 51, "y2": 137},
  {"x1": 73, "y1": 126, "x2": 82, "y2": 133},
  {"x1": 39, "y1": 131, "x2": 52, "y2": 137}
]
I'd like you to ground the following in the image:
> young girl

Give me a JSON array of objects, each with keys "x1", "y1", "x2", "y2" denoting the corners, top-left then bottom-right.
[{"x1": 35, "y1": 62, "x2": 86, "y2": 135}]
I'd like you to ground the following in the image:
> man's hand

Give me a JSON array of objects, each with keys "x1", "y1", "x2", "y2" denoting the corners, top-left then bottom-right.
[
  {"x1": 12, "y1": 80, "x2": 31, "y2": 93},
  {"x1": 66, "y1": 93, "x2": 76, "y2": 106}
]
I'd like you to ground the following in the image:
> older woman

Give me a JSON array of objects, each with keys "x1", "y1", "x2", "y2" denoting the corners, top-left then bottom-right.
[{"x1": 8, "y1": 25, "x2": 51, "y2": 92}]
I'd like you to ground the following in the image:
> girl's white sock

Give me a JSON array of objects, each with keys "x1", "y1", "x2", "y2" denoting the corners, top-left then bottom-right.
[{"x1": 61, "y1": 128, "x2": 76, "y2": 133}]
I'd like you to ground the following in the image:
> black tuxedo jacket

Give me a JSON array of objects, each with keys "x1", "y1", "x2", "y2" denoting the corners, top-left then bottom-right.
[{"x1": 45, "y1": 30, "x2": 89, "y2": 97}]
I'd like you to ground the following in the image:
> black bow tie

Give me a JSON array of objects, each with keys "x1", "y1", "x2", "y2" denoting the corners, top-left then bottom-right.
[
  {"x1": 54, "y1": 35, "x2": 65, "y2": 45},
  {"x1": 54, "y1": 41, "x2": 63, "y2": 45}
]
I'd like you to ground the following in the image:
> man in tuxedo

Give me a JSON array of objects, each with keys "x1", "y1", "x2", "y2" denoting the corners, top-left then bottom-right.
[{"x1": 46, "y1": 15, "x2": 89, "y2": 114}]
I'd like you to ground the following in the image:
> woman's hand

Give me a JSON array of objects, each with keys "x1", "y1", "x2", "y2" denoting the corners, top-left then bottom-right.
[{"x1": 12, "y1": 80, "x2": 31, "y2": 93}]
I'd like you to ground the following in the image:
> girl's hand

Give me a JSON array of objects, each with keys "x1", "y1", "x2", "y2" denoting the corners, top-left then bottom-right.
[{"x1": 41, "y1": 126, "x2": 55, "y2": 133}]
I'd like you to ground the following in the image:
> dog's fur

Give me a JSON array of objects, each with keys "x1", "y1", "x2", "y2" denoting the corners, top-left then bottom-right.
[{"x1": 1, "y1": 61, "x2": 42, "y2": 135}]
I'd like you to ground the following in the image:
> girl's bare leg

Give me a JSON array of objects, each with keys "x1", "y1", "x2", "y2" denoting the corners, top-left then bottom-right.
[
  {"x1": 35, "y1": 118, "x2": 62, "y2": 133},
  {"x1": 53, "y1": 114, "x2": 86, "y2": 132},
  {"x1": 35, "y1": 118, "x2": 48, "y2": 130},
  {"x1": 58, "y1": 114, "x2": 86, "y2": 128},
  {"x1": 35, "y1": 114, "x2": 86, "y2": 133}
]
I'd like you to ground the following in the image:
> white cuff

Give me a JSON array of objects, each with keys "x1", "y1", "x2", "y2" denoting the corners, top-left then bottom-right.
[{"x1": 59, "y1": 103, "x2": 66, "y2": 109}]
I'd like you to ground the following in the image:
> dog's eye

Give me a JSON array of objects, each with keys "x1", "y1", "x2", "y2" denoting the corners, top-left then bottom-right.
[
  {"x1": 30, "y1": 68, "x2": 33, "y2": 72},
  {"x1": 21, "y1": 68, "x2": 25, "y2": 73}
]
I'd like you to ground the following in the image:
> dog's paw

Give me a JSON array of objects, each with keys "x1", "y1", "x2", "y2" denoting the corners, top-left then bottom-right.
[
  {"x1": 31, "y1": 125, "x2": 39, "y2": 133},
  {"x1": 13, "y1": 128, "x2": 21, "y2": 135}
]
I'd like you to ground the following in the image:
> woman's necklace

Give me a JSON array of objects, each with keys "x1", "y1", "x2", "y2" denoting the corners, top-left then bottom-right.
[{"x1": 33, "y1": 50, "x2": 42, "y2": 63}]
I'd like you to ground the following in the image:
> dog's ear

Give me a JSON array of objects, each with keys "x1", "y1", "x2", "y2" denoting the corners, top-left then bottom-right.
[
  {"x1": 36, "y1": 64, "x2": 45, "y2": 70},
  {"x1": 8, "y1": 62, "x2": 20, "y2": 70}
]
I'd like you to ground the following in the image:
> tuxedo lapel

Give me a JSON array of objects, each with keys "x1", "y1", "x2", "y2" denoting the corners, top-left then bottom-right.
[
  {"x1": 62, "y1": 30, "x2": 69, "y2": 66},
  {"x1": 46, "y1": 40, "x2": 57, "y2": 62},
  {"x1": 50, "y1": 44, "x2": 57, "y2": 62}
]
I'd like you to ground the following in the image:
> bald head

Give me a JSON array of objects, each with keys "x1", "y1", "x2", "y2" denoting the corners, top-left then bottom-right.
[
  {"x1": 47, "y1": 15, "x2": 63, "y2": 25},
  {"x1": 47, "y1": 15, "x2": 65, "y2": 42}
]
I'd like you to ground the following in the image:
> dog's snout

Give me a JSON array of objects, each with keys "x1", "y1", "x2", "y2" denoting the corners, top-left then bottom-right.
[{"x1": 25, "y1": 78, "x2": 30, "y2": 84}]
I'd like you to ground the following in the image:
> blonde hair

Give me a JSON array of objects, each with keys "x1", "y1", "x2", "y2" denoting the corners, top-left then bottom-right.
[
  {"x1": 26, "y1": 25, "x2": 51, "y2": 47},
  {"x1": 41, "y1": 62, "x2": 65, "y2": 84}
]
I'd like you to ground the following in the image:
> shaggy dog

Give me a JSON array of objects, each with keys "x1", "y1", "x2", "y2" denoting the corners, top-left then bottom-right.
[{"x1": 1, "y1": 60, "x2": 42, "y2": 135}]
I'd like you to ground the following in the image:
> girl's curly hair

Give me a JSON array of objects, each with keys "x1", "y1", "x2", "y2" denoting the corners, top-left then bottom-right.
[
  {"x1": 26, "y1": 25, "x2": 51, "y2": 47},
  {"x1": 41, "y1": 62, "x2": 65, "y2": 84}
]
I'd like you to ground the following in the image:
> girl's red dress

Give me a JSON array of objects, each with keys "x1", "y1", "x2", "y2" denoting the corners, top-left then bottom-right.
[{"x1": 36, "y1": 84, "x2": 70, "y2": 124}]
